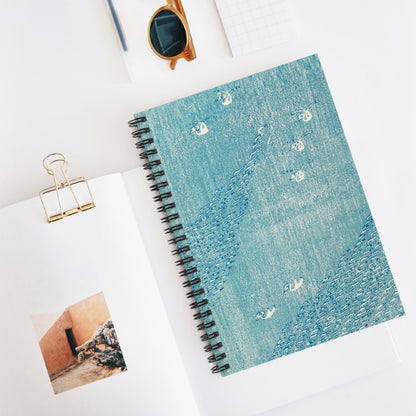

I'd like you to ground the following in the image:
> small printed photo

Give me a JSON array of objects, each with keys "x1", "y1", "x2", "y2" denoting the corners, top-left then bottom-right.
[{"x1": 31, "y1": 292, "x2": 127, "y2": 394}]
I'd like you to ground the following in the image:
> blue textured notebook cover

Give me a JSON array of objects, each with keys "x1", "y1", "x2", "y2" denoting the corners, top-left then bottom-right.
[{"x1": 132, "y1": 55, "x2": 404, "y2": 376}]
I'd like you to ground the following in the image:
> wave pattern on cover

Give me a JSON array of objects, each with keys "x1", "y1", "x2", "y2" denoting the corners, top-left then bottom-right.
[
  {"x1": 186, "y1": 127, "x2": 268, "y2": 305},
  {"x1": 271, "y1": 214, "x2": 404, "y2": 359}
]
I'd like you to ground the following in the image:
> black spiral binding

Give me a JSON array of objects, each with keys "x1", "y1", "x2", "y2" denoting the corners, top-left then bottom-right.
[{"x1": 129, "y1": 116, "x2": 230, "y2": 374}]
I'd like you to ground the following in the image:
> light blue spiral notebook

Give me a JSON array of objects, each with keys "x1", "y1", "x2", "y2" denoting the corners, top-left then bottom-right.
[{"x1": 129, "y1": 54, "x2": 404, "y2": 376}]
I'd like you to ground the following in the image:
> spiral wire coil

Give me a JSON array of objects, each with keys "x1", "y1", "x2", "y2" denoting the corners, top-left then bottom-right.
[{"x1": 129, "y1": 116, "x2": 230, "y2": 374}]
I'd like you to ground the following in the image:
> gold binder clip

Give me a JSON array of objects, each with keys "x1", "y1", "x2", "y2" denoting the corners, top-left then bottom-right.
[{"x1": 39, "y1": 153, "x2": 95, "y2": 223}]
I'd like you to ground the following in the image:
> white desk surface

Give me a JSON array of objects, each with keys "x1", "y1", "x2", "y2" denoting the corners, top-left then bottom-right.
[{"x1": 0, "y1": 0, "x2": 415, "y2": 415}]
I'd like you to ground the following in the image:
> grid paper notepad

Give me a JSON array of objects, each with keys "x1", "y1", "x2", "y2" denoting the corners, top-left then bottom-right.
[{"x1": 214, "y1": 0, "x2": 299, "y2": 57}]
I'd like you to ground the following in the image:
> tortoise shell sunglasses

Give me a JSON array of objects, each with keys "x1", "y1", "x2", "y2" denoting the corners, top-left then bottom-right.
[{"x1": 148, "y1": 0, "x2": 196, "y2": 70}]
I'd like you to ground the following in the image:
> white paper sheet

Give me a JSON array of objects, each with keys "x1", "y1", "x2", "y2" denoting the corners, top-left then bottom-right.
[{"x1": 0, "y1": 174, "x2": 198, "y2": 416}]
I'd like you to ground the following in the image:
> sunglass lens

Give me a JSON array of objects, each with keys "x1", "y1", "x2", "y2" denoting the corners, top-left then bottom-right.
[{"x1": 149, "y1": 10, "x2": 187, "y2": 57}]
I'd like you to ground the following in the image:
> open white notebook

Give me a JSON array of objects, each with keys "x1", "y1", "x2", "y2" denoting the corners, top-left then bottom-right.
[{"x1": 0, "y1": 170, "x2": 400, "y2": 416}]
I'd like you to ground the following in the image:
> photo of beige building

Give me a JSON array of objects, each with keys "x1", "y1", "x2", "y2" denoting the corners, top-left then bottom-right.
[{"x1": 32, "y1": 292, "x2": 127, "y2": 394}]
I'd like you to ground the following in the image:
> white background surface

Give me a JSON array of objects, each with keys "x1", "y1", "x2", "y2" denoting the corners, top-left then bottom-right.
[{"x1": 0, "y1": 0, "x2": 415, "y2": 415}]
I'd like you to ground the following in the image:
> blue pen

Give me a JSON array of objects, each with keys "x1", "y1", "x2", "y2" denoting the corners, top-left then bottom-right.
[{"x1": 106, "y1": 0, "x2": 128, "y2": 52}]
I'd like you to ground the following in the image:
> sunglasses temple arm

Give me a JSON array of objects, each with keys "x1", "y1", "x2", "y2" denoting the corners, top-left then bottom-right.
[
  {"x1": 173, "y1": 0, "x2": 196, "y2": 61},
  {"x1": 170, "y1": 59, "x2": 178, "y2": 70},
  {"x1": 171, "y1": 0, "x2": 186, "y2": 17}
]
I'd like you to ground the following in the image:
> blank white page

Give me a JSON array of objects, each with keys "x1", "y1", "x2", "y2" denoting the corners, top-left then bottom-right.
[{"x1": 214, "y1": 0, "x2": 299, "y2": 56}]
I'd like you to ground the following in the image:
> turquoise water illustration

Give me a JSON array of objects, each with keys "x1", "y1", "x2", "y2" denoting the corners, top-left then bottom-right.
[{"x1": 135, "y1": 54, "x2": 404, "y2": 375}]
